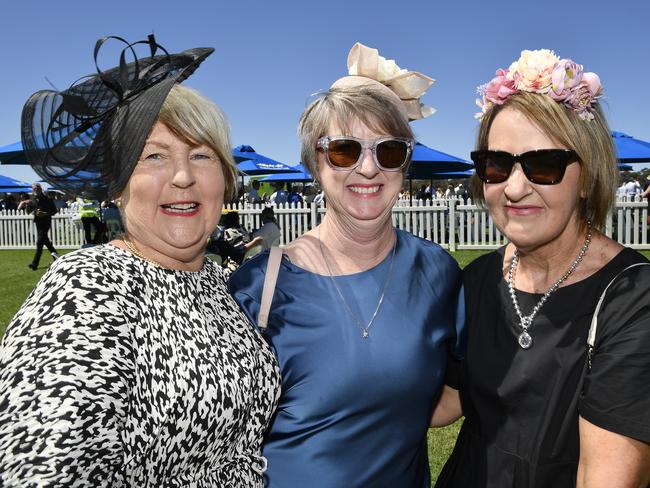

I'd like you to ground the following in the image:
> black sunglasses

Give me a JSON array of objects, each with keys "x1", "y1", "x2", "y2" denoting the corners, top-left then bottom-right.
[
  {"x1": 471, "y1": 149, "x2": 580, "y2": 185},
  {"x1": 316, "y1": 136, "x2": 413, "y2": 171}
]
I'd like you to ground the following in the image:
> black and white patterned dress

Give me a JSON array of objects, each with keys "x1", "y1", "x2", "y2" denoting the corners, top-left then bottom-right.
[{"x1": 0, "y1": 245, "x2": 281, "y2": 487}]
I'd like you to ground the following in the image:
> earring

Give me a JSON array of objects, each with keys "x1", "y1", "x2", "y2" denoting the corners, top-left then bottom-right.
[{"x1": 115, "y1": 199, "x2": 121, "y2": 207}]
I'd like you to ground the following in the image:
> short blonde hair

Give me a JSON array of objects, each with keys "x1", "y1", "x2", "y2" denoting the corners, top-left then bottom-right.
[
  {"x1": 298, "y1": 85, "x2": 414, "y2": 177},
  {"x1": 472, "y1": 92, "x2": 617, "y2": 228},
  {"x1": 157, "y1": 85, "x2": 237, "y2": 201}
]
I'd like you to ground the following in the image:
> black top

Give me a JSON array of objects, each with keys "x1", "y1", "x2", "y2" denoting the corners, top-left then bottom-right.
[
  {"x1": 32, "y1": 193, "x2": 57, "y2": 222},
  {"x1": 436, "y1": 247, "x2": 650, "y2": 488}
]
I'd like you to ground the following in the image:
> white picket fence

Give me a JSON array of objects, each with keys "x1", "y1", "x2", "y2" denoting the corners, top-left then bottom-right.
[{"x1": 2, "y1": 197, "x2": 649, "y2": 251}]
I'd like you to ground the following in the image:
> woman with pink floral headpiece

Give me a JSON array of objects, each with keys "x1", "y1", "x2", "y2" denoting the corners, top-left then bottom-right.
[{"x1": 436, "y1": 49, "x2": 650, "y2": 487}]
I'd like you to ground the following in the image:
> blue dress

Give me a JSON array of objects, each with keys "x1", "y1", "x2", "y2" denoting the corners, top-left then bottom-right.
[{"x1": 229, "y1": 229, "x2": 465, "y2": 487}]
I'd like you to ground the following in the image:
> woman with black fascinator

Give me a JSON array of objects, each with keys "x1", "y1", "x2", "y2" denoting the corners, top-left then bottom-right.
[{"x1": 0, "y1": 35, "x2": 280, "y2": 486}]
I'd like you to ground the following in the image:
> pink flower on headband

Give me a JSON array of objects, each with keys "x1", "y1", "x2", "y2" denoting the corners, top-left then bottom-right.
[
  {"x1": 481, "y1": 69, "x2": 517, "y2": 105},
  {"x1": 550, "y1": 59, "x2": 584, "y2": 100},
  {"x1": 564, "y1": 83, "x2": 599, "y2": 120},
  {"x1": 475, "y1": 49, "x2": 603, "y2": 121}
]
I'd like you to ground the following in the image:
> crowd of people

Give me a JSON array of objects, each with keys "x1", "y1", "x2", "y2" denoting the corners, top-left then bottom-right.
[
  {"x1": 0, "y1": 36, "x2": 649, "y2": 488},
  {"x1": 240, "y1": 180, "x2": 325, "y2": 206}
]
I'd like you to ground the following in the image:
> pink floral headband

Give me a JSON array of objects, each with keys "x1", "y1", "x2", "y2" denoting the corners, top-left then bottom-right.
[{"x1": 476, "y1": 49, "x2": 603, "y2": 121}]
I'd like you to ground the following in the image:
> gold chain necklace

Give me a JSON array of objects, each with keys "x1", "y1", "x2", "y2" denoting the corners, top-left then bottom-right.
[
  {"x1": 317, "y1": 226, "x2": 396, "y2": 339},
  {"x1": 121, "y1": 235, "x2": 165, "y2": 268}
]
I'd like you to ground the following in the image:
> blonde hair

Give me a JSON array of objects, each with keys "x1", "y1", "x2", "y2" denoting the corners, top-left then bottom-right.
[
  {"x1": 157, "y1": 85, "x2": 237, "y2": 201},
  {"x1": 472, "y1": 92, "x2": 617, "y2": 228},
  {"x1": 298, "y1": 85, "x2": 414, "y2": 177}
]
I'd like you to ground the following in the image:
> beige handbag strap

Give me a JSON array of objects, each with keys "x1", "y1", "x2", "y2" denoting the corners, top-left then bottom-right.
[
  {"x1": 587, "y1": 262, "x2": 650, "y2": 369},
  {"x1": 258, "y1": 247, "x2": 283, "y2": 329}
]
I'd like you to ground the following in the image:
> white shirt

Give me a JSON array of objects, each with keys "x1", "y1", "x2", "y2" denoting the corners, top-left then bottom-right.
[{"x1": 253, "y1": 221, "x2": 281, "y2": 250}]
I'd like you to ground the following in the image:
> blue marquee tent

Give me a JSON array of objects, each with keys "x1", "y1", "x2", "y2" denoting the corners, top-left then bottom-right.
[
  {"x1": 612, "y1": 131, "x2": 650, "y2": 163},
  {"x1": 260, "y1": 163, "x2": 312, "y2": 182},
  {"x1": 0, "y1": 174, "x2": 31, "y2": 192},
  {"x1": 407, "y1": 142, "x2": 473, "y2": 180}
]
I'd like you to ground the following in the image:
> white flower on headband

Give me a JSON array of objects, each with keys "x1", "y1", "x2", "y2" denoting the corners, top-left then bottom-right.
[
  {"x1": 476, "y1": 49, "x2": 603, "y2": 121},
  {"x1": 509, "y1": 49, "x2": 559, "y2": 93},
  {"x1": 350, "y1": 54, "x2": 407, "y2": 82},
  {"x1": 343, "y1": 42, "x2": 435, "y2": 121}
]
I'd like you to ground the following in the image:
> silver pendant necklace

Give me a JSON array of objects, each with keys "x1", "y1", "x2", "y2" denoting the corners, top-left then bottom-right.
[
  {"x1": 317, "y1": 227, "x2": 396, "y2": 339},
  {"x1": 507, "y1": 224, "x2": 591, "y2": 349}
]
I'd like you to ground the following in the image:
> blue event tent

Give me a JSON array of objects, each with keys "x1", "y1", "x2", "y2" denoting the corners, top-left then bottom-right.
[
  {"x1": 233, "y1": 145, "x2": 299, "y2": 176},
  {"x1": 0, "y1": 174, "x2": 31, "y2": 192},
  {"x1": 260, "y1": 163, "x2": 312, "y2": 182},
  {"x1": 612, "y1": 131, "x2": 650, "y2": 163},
  {"x1": 0, "y1": 141, "x2": 28, "y2": 165},
  {"x1": 407, "y1": 142, "x2": 473, "y2": 180}
]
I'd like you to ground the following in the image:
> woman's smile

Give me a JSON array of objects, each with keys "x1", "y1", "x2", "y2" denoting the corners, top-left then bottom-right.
[
  {"x1": 348, "y1": 184, "x2": 383, "y2": 196},
  {"x1": 160, "y1": 201, "x2": 201, "y2": 216}
]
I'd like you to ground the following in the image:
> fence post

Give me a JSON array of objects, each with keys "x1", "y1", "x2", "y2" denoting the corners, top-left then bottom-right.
[
  {"x1": 310, "y1": 201, "x2": 317, "y2": 232},
  {"x1": 448, "y1": 198, "x2": 456, "y2": 252}
]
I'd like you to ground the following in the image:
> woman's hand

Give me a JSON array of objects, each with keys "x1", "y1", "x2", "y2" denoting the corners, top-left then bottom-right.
[
  {"x1": 577, "y1": 416, "x2": 650, "y2": 488},
  {"x1": 430, "y1": 386, "x2": 463, "y2": 427}
]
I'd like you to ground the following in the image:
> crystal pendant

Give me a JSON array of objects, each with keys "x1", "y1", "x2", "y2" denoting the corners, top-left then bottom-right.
[
  {"x1": 518, "y1": 331, "x2": 533, "y2": 349},
  {"x1": 362, "y1": 329, "x2": 369, "y2": 339}
]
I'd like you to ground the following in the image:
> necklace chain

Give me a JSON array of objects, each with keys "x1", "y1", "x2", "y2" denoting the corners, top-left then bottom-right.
[
  {"x1": 317, "y1": 227, "x2": 396, "y2": 339},
  {"x1": 121, "y1": 235, "x2": 165, "y2": 268},
  {"x1": 507, "y1": 224, "x2": 592, "y2": 349}
]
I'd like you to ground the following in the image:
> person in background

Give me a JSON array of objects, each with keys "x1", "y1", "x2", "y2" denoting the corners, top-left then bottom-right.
[
  {"x1": 76, "y1": 196, "x2": 102, "y2": 245},
  {"x1": 313, "y1": 186, "x2": 325, "y2": 205},
  {"x1": 27, "y1": 183, "x2": 59, "y2": 270},
  {"x1": 287, "y1": 184, "x2": 303, "y2": 204},
  {"x1": 252, "y1": 206, "x2": 281, "y2": 250},
  {"x1": 623, "y1": 176, "x2": 641, "y2": 199},
  {"x1": 17, "y1": 192, "x2": 34, "y2": 213},
  {"x1": 248, "y1": 179, "x2": 263, "y2": 204},
  {"x1": 444, "y1": 184, "x2": 454, "y2": 198},
  {"x1": 303, "y1": 183, "x2": 317, "y2": 204},
  {"x1": 0, "y1": 194, "x2": 17, "y2": 211},
  {"x1": 0, "y1": 35, "x2": 280, "y2": 486},
  {"x1": 49, "y1": 191, "x2": 67, "y2": 210},
  {"x1": 206, "y1": 226, "x2": 264, "y2": 270},
  {"x1": 221, "y1": 210, "x2": 252, "y2": 247},
  {"x1": 230, "y1": 42, "x2": 464, "y2": 487},
  {"x1": 436, "y1": 49, "x2": 650, "y2": 488},
  {"x1": 269, "y1": 181, "x2": 288, "y2": 204}
]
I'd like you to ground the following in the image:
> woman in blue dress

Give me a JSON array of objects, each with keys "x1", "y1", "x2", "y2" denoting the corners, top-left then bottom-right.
[{"x1": 229, "y1": 43, "x2": 465, "y2": 487}]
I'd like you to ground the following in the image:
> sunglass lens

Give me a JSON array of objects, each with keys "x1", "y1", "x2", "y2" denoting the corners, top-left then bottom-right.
[
  {"x1": 473, "y1": 152, "x2": 512, "y2": 183},
  {"x1": 523, "y1": 151, "x2": 569, "y2": 184},
  {"x1": 376, "y1": 140, "x2": 408, "y2": 169},
  {"x1": 327, "y1": 139, "x2": 362, "y2": 168}
]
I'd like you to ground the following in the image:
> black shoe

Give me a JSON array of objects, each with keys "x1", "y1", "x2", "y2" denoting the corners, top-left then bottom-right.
[{"x1": 28, "y1": 263, "x2": 37, "y2": 271}]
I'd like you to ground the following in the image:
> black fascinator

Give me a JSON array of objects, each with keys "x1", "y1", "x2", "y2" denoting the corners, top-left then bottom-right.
[{"x1": 21, "y1": 34, "x2": 213, "y2": 198}]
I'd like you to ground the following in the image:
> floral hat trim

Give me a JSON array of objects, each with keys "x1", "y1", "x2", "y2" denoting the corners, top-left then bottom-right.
[{"x1": 476, "y1": 49, "x2": 603, "y2": 121}]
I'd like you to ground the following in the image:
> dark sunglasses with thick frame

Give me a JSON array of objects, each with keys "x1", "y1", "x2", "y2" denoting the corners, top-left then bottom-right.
[
  {"x1": 316, "y1": 136, "x2": 414, "y2": 172},
  {"x1": 470, "y1": 149, "x2": 581, "y2": 185}
]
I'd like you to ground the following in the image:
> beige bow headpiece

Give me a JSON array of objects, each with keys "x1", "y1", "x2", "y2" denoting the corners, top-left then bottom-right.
[{"x1": 331, "y1": 42, "x2": 435, "y2": 121}]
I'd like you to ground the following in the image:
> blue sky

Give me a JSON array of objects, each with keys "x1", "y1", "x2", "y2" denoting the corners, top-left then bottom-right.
[{"x1": 2, "y1": 0, "x2": 650, "y2": 183}]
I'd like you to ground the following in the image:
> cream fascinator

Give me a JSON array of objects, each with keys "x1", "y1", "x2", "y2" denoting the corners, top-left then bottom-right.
[{"x1": 331, "y1": 42, "x2": 435, "y2": 121}]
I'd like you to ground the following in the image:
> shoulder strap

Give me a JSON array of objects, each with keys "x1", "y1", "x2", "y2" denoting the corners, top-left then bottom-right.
[
  {"x1": 258, "y1": 247, "x2": 283, "y2": 329},
  {"x1": 587, "y1": 262, "x2": 650, "y2": 369}
]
